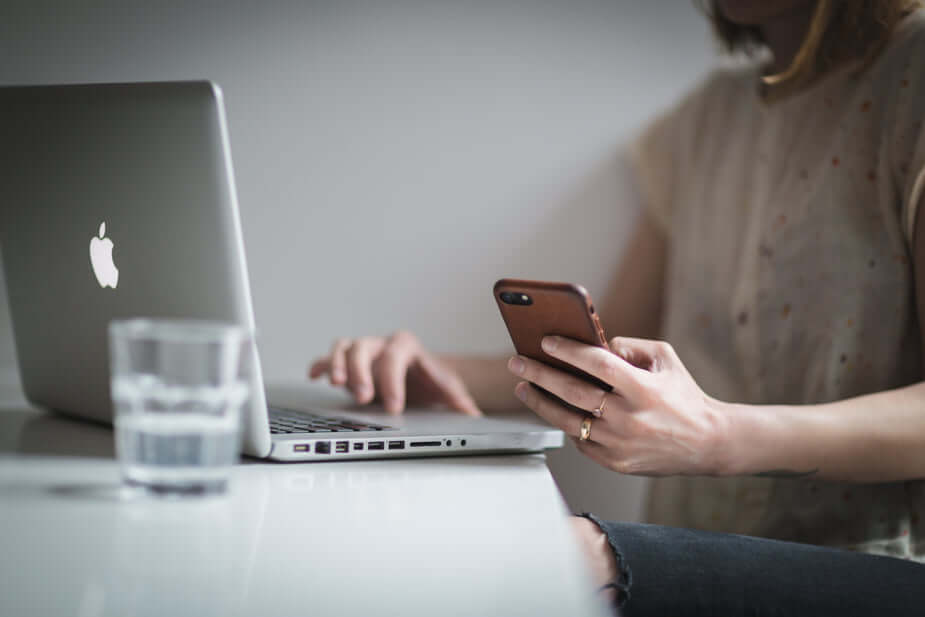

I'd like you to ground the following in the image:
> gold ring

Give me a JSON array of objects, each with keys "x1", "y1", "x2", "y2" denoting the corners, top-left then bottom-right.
[
  {"x1": 591, "y1": 394, "x2": 607, "y2": 418},
  {"x1": 579, "y1": 416, "x2": 593, "y2": 441}
]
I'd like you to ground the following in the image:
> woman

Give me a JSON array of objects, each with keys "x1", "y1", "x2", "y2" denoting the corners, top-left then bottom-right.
[{"x1": 310, "y1": 1, "x2": 925, "y2": 614}]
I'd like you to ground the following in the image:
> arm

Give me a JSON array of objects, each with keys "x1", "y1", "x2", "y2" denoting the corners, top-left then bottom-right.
[
  {"x1": 597, "y1": 210, "x2": 668, "y2": 340},
  {"x1": 722, "y1": 381, "x2": 925, "y2": 481},
  {"x1": 508, "y1": 192, "x2": 925, "y2": 483}
]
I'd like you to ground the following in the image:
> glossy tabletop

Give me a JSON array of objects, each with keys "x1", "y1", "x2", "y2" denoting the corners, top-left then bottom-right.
[{"x1": 0, "y1": 386, "x2": 607, "y2": 617}]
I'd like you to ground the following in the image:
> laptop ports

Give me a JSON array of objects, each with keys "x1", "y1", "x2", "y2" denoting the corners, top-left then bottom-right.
[
  {"x1": 388, "y1": 440, "x2": 405, "y2": 450},
  {"x1": 409, "y1": 441, "x2": 441, "y2": 448},
  {"x1": 353, "y1": 442, "x2": 365, "y2": 451},
  {"x1": 367, "y1": 441, "x2": 384, "y2": 451},
  {"x1": 293, "y1": 444, "x2": 310, "y2": 453},
  {"x1": 335, "y1": 441, "x2": 349, "y2": 453},
  {"x1": 315, "y1": 441, "x2": 331, "y2": 454}
]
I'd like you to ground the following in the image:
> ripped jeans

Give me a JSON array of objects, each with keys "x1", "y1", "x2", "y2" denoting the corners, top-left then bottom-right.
[{"x1": 582, "y1": 515, "x2": 925, "y2": 617}]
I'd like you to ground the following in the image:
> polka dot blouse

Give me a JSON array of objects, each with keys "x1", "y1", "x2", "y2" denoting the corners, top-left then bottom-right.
[{"x1": 634, "y1": 11, "x2": 925, "y2": 561}]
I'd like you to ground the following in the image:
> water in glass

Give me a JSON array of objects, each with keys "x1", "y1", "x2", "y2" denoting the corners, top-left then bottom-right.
[
  {"x1": 109, "y1": 319, "x2": 249, "y2": 495},
  {"x1": 113, "y1": 377, "x2": 244, "y2": 493}
]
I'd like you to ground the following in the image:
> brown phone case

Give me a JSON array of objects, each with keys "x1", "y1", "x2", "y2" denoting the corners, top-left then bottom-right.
[{"x1": 493, "y1": 278, "x2": 610, "y2": 390}]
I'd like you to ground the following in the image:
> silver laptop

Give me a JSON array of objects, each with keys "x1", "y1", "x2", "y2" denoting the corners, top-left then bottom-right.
[{"x1": 0, "y1": 81, "x2": 563, "y2": 461}]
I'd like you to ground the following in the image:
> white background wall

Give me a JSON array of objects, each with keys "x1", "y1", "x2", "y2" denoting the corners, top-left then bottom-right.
[{"x1": 0, "y1": 0, "x2": 714, "y2": 521}]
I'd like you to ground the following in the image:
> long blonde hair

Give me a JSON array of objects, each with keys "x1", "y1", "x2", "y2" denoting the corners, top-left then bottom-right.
[{"x1": 702, "y1": 0, "x2": 922, "y2": 98}]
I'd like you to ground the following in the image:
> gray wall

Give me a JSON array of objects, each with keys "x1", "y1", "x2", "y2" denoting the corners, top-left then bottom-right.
[{"x1": 0, "y1": 0, "x2": 714, "y2": 521}]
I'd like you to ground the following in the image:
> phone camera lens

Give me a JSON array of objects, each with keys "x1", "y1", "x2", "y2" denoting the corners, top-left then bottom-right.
[{"x1": 500, "y1": 291, "x2": 532, "y2": 305}]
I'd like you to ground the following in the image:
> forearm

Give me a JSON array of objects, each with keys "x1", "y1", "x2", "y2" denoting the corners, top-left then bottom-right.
[
  {"x1": 721, "y1": 381, "x2": 925, "y2": 482},
  {"x1": 598, "y1": 211, "x2": 667, "y2": 340},
  {"x1": 440, "y1": 354, "x2": 520, "y2": 413}
]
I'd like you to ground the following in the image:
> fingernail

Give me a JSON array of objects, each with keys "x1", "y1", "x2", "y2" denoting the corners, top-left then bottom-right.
[
  {"x1": 356, "y1": 384, "x2": 372, "y2": 399},
  {"x1": 515, "y1": 382, "x2": 528, "y2": 402},
  {"x1": 508, "y1": 356, "x2": 525, "y2": 375},
  {"x1": 384, "y1": 397, "x2": 399, "y2": 413},
  {"x1": 332, "y1": 369, "x2": 346, "y2": 381},
  {"x1": 541, "y1": 336, "x2": 559, "y2": 353}
]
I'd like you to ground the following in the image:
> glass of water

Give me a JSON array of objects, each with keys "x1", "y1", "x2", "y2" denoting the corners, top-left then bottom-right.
[{"x1": 109, "y1": 319, "x2": 250, "y2": 495}]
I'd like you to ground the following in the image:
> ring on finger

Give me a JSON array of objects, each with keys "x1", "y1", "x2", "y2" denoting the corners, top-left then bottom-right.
[
  {"x1": 579, "y1": 416, "x2": 593, "y2": 442},
  {"x1": 591, "y1": 393, "x2": 607, "y2": 419}
]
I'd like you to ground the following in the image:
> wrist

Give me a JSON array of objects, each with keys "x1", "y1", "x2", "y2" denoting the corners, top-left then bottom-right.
[
  {"x1": 707, "y1": 397, "x2": 773, "y2": 477},
  {"x1": 703, "y1": 395, "x2": 737, "y2": 476},
  {"x1": 712, "y1": 399, "x2": 822, "y2": 477}
]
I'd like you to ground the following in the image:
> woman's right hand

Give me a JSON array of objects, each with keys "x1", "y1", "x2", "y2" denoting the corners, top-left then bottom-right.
[{"x1": 308, "y1": 331, "x2": 481, "y2": 416}]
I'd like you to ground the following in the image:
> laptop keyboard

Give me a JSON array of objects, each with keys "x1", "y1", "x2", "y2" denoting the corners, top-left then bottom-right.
[{"x1": 268, "y1": 407, "x2": 395, "y2": 434}]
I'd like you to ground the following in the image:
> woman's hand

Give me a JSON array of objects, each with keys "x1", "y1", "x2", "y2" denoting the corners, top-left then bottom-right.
[
  {"x1": 508, "y1": 335, "x2": 731, "y2": 476},
  {"x1": 309, "y1": 331, "x2": 481, "y2": 416}
]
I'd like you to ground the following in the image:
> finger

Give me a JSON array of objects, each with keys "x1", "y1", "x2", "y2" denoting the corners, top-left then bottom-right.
[
  {"x1": 540, "y1": 336, "x2": 648, "y2": 400},
  {"x1": 346, "y1": 337, "x2": 384, "y2": 404},
  {"x1": 328, "y1": 338, "x2": 351, "y2": 385},
  {"x1": 374, "y1": 334, "x2": 417, "y2": 414},
  {"x1": 508, "y1": 355, "x2": 613, "y2": 415},
  {"x1": 515, "y1": 381, "x2": 587, "y2": 439},
  {"x1": 417, "y1": 353, "x2": 482, "y2": 417},
  {"x1": 441, "y1": 373, "x2": 482, "y2": 417},
  {"x1": 308, "y1": 357, "x2": 331, "y2": 379},
  {"x1": 607, "y1": 336, "x2": 678, "y2": 372}
]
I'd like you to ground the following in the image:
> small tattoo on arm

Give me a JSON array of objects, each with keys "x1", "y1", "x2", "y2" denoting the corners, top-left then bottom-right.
[{"x1": 754, "y1": 468, "x2": 819, "y2": 478}]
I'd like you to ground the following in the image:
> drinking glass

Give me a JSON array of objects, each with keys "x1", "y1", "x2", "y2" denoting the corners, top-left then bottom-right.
[{"x1": 109, "y1": 319, "x2": 250, "y2": 495}]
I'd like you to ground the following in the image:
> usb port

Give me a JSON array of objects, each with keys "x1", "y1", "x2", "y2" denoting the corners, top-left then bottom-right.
[
  {"x1": 315, "y1": 441, "x2": 331, "y2": 454},
  {"x1": 388, "y1": 440, "x2": 405, "y2": 450},
  {"x1": 335, "y1": 441, "x2": 349, "y2": 453},
  {"x1": 368, "y1": 441, "x2": 384, "y2": 451},
  {"x1": 293, "y1": 444, "x2": 310, "y2": 452},
  {"x1": 353, "y1": 442, "x2": 365, "y2": 451}
]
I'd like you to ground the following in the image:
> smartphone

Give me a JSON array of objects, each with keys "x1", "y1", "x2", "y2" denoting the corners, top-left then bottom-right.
[{"x1": 493, "y1": 278, "x2": 611, "y2": 391}]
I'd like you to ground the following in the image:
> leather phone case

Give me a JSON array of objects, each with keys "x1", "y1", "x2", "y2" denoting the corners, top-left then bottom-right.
[{"x1": 494, "y1": 278, "x2": 610, "y2": 390}]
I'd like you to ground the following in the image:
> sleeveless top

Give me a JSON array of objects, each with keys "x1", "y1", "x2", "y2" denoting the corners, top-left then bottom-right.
[{"x1": 632, "y1": 11, "x2": 925, "y2": 561}]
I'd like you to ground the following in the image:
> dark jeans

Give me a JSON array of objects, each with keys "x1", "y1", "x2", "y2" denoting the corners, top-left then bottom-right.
[{"x1": 583, "y1": 515, "x2": 925, "y2": 617}]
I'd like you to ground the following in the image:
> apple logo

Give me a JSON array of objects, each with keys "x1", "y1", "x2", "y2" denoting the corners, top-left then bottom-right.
[{"x1": 89, "y1": 221, "x2": 119, "y2": 289}]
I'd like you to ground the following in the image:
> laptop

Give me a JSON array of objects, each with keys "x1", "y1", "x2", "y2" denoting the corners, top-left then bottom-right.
[{"x1": 0, "y1": 81, "x2": 563, "y2": 461}]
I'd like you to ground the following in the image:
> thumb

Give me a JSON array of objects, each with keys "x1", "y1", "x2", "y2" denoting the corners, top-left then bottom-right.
[
  {"x1": 607, "y1": 336, "x2": 676, "y2": 373},
  {"x1": 416, "y1": 354, "x2": 483, "y2": 417}
]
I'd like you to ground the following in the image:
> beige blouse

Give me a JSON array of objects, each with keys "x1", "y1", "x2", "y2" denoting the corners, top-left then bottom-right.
[{"x1": 632, "y1": 12, "x2": 925, "y2": 561}]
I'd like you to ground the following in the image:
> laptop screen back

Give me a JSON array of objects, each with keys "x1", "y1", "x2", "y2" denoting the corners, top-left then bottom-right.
[{"x1": 0, "y1": 82, "x2": 269, "y2": 456}]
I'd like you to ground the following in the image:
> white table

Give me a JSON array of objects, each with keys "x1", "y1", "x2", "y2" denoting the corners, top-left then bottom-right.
[{"x1": 0, "y1": 387, "x2": 608, "y2": 617}]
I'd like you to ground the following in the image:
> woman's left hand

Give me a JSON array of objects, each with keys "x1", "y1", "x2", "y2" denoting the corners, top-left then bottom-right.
[{"x1": 508, "y1": 335, "x2": 732, "y2": 476}]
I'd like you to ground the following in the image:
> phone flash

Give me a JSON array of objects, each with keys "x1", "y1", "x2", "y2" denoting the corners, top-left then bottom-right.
[{"x1": 521, "y1": 295, "x2": 529, "y2": 302}]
